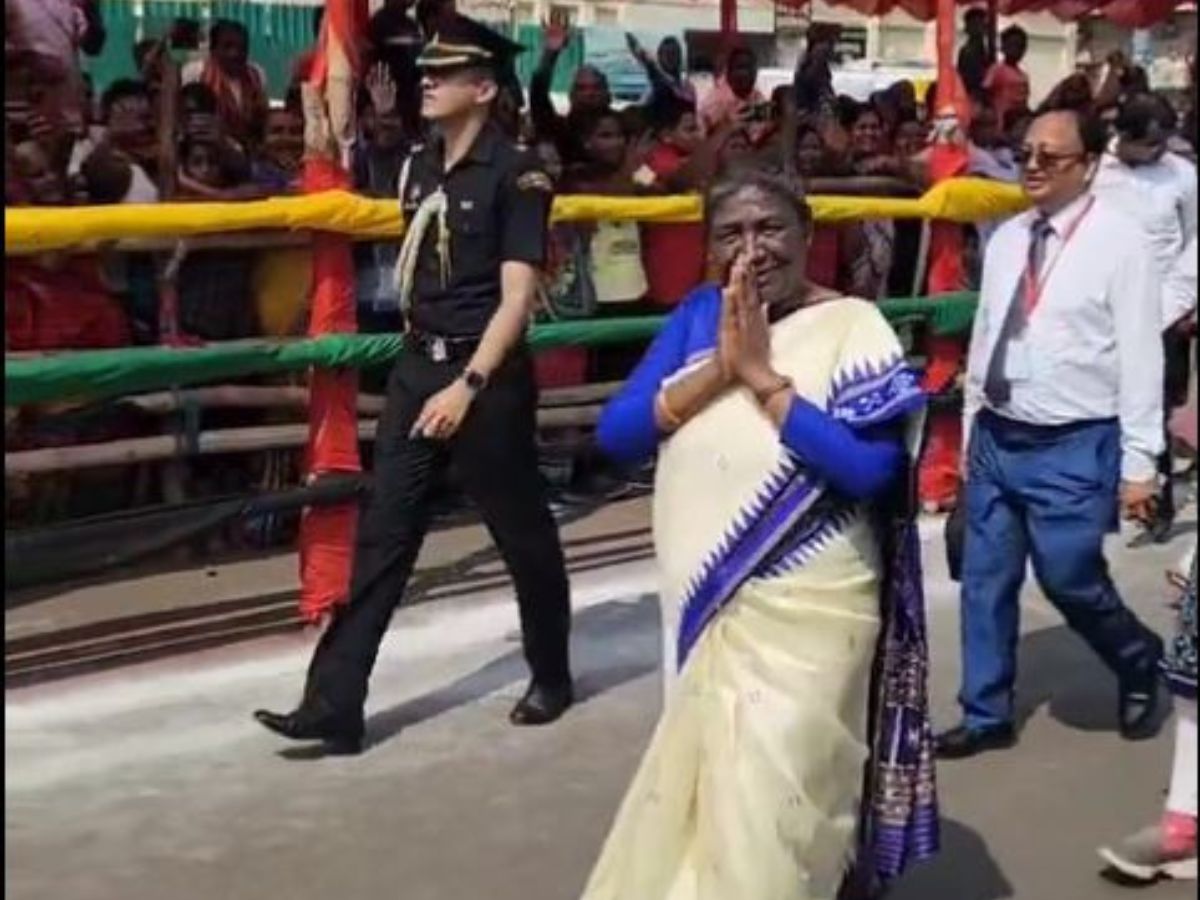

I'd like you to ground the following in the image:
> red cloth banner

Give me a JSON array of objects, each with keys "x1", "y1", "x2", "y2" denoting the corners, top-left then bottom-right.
[{"x1": 296, "y1": 20, "x2": 365, "y2": 622}]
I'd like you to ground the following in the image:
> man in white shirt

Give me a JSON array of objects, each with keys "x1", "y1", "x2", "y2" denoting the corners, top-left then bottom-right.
[
  {"x1": 1093, "y1": 92, "x2": 1198, "y2": 541},
  {"x1": 937, "y1": 108, "x2": 1167, "y2": 760}
]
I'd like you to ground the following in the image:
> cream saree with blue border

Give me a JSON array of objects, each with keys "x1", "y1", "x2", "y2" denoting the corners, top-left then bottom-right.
[{"x1": 583, "y1": 297, "x2": 935, "y2": 900}]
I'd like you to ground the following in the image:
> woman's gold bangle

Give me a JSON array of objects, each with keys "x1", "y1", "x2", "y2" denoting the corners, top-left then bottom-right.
[{"x1": 656, "y1": 389, "x2": 684, "y2": 430}]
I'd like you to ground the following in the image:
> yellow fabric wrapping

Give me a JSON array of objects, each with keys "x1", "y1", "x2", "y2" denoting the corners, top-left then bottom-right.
[
  {"x1": 4, "y1": 178, "x2": 1029, "y2": 256},
  {"x1": 253, "y1": 247, "x2": 314, "y2": 337}
]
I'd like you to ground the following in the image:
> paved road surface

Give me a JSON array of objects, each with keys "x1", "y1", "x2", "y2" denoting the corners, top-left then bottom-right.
[{"x1": 6, "y1": 498, "x2": 1196, "y2": 900}]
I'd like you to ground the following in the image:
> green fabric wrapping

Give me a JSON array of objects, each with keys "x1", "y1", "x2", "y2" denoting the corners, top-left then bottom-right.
[{"x1": 5, "y1": 293, "x2": 977, "y2": 407}]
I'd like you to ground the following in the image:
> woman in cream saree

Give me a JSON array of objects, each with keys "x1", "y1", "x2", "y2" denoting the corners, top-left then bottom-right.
[{"x1": 588, "y1": 170, "x2": 938, "y2": 900}]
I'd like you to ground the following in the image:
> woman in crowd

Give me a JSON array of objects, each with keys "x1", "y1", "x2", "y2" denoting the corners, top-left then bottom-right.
[
  {"x1": 583, "y1": 168, "x2": 937, "y2": 899},
  {"x1": 181, "y1": 19, "x2": 269, "y2": 151},
  {"x1": 844, "y1": 104, "x2": 901, "y2": 299},
  {"x1": 1099, "y1": 548, "x2": 1197, "y2": 883},
  {"x1": 560, "y1": 109, "x2": 649, "y2": 313}
]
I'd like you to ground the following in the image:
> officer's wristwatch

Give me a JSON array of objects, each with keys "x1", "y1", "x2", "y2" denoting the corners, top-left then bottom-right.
[{"x1": 461, "y1": 368, "x2": 487, "y2": 393}]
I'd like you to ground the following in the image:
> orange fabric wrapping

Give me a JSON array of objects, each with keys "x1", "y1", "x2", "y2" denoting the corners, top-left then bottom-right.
[
  {"x1": 298, "y1": 153, "x2": 362, "y2": 623},
  {"x1": 308, "y1": 0, "x2": 369, "y2": 88}
]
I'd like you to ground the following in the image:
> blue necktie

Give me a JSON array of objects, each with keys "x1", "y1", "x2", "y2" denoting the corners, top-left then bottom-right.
[{"x1": 984, "y1": 216, "x2": 1054, "y2": 407}]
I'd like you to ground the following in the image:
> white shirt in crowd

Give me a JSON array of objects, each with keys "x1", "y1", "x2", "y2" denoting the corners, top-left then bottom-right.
[
  {"x1": 1162, "y1": 233, "x2": 1198, "y2": 328},
  {"x1": 1092, "y1": 149, "x2": 1198, "y2": 327},
  {"x1": 963, "y1": 192, "x2": 1165, "y2": 483}
]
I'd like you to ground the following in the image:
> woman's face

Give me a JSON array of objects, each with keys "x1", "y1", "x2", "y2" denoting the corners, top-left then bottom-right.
[
  {"x1": 536, "y1": 141, "x2": 563, "y2": 183},
  {"x1": 584, "y1": 116, "x2": 627, "y2": 169},
  {"x1": 893, "y1": 120, "x2": 927, "y2": 158},
  {"x1": 13, "y1": 141, "x2": 65, "y2": 205},
  {"x1": 666, "y1": 111, "x2": 702, "y2": 155},
  {"x1": 795, "y1": 130, "x2": 826, "y2": 176},
  {"x1": 851, "y1": 110, "x2": 885, "y2": 158},
  {"x1": 263, "y1": 110, "x2": 303, "y2": 168},
  {"x1": 708, "y1": 185, "x2": 807, "y2": 308},
  {"x1": 184, "y1": 142, "x2": 222, "y2": 187}
]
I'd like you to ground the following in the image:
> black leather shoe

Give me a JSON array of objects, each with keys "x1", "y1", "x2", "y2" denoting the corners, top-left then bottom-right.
[
  {"x1": 1119, "y1": 678, "x2": 1164, "y2": 742},
  {"x1": 934, "y1": 723, "x2": 1017, "y2": 760},
  {"x1": 509, "y1": 681, "x2": 574, "y2": 726},
  {"x1": 253, "y1": 708, "x2": 364, "y2": 755}
]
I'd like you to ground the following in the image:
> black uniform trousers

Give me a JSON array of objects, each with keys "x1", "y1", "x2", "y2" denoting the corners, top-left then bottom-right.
[{"x1": 303, "y1": 344, "x2": 572, "y2": 731}]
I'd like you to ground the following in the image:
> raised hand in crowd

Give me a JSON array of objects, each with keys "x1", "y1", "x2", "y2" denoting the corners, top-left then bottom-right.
[
  {"x1": 365, "y1": 62, "x2": 398, "y2": 118},
  {"x1": 625, "y1": 32, "x2": 648, "y2": 65}
]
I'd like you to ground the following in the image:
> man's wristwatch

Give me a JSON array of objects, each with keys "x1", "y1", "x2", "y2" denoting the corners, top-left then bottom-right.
[{"x1": 461, "y1": 369, "x2": 487, "y2": 393}]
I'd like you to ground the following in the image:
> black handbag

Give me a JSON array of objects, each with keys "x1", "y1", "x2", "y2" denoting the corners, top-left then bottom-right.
[{"x1": 944, "y1": 487, "x2": 967, "y2": 583}]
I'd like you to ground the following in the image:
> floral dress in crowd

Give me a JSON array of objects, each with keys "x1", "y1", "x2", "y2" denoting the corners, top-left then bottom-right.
[{"x1": 1164, "y1": 550, "x2": 1197, "y2": 701}]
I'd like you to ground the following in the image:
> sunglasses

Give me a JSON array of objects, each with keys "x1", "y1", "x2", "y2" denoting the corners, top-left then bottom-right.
[{"x1": 1013, "y1": 146, "x2": 1087, "y2": 171}]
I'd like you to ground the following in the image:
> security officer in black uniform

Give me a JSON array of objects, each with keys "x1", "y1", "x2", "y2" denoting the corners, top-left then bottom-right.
[{"x1": 255, "y1": 15, "x2": 573, "y2": 755}]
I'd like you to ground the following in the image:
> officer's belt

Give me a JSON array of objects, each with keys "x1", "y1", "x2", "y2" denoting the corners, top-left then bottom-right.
[{"x1": 405, "y1": 331, "x2": 482, "y2": 364}]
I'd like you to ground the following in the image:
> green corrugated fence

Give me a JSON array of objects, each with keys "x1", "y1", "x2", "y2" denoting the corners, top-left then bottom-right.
[{"x1": 5, "y1": 293, "x2": 978, "y2": 407}]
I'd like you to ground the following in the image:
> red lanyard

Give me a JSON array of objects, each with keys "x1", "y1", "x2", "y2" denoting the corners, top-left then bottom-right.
[{"x1": 1022, "y1": 196, "x2": 1095, "y2": 316}]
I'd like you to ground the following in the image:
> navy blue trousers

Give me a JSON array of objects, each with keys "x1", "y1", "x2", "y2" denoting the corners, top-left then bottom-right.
[{"x1": 958, "y1": 411, "x2": 1162, "y2": 730}]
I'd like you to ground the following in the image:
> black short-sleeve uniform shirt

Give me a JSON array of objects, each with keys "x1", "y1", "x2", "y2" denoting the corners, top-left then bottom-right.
[{"x1": 400, "y1": 123, "x2": 553, "y2": 337}]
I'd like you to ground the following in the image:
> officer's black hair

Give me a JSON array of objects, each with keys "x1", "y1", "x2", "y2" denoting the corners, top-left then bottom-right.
[
  {"x1": 704, "y1": 168, "x2": 813, "y2": 239},
  {"x1": 100, "y1": 78, "x2": 151, "y2": 119}
]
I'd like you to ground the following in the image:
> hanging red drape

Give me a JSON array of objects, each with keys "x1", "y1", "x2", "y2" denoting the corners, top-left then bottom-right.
[{"x1": 297, "y1": 1, "x2": 368, "y2": 625}]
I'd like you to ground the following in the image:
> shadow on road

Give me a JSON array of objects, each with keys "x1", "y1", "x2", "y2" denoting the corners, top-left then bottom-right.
[
  {"x1": 361, "y1": 594, "x2": 660, "y2": 753},
  {"x1": 889, "y1": 818, "x2": 1014, "y2": 900},
  {"x1": 1015, "y1": 624, "x2": 1146, "y2": 736}
]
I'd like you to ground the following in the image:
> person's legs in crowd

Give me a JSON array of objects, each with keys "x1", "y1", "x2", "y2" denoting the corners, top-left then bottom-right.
[
  {"x1": 1021, "y1": 420, "x2": 1165, "y2": 741},
  {"x1": 451, "y1": 350, "x2": 574, "y2": 723},
  {"x1": 1148, "y1": 328, "x2": 1193, "y2": 542},
  {"x1": 255, "y1": 353, "x2": 450, "y2": 752},
  {"x1": 938, "y1": 417, "x2": 1027, "y2": 758},
  {"x1": 1099, "y1": 700, "x2": 1198, "y2": 882}
]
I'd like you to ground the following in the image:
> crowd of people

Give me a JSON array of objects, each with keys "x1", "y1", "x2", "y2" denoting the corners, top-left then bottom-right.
[
  {"x1": 4, "y1": 0, "x2": 1197, "y2": 532},
  {"x1": 14, "y1": 4, "x2": 1191, "y2": 353},
  {"x1": 5, "y1": 1, "x2": 1199, "y2": 894}
]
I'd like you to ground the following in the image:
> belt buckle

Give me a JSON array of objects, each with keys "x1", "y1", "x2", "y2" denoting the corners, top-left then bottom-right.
[{"x1": 429, "y1": 336, "x2": 449, "y2": 363}]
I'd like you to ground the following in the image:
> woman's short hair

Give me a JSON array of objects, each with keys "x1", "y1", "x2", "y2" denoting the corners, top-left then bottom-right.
[{"x1": 704, "y1": 168, "x2": 812, "y2": 233}]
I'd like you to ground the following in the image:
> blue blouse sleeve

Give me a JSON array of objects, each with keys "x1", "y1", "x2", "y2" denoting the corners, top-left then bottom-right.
[
  {"x1": 783, "y1": 302, "x2": 925, "y2": 500},
  {"x1": 780, "y1": 397, "x2": 906, "y2": 500},
  {"x1": 595, "y1": 292, "x2": 710, "y2": 467}
]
